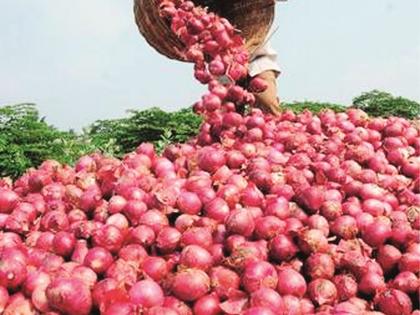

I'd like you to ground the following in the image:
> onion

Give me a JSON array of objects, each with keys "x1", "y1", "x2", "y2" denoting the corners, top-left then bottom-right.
[
  {"x1": 83, "y1": 247, "x2": 113, "y2": 274},
  {"x1": 242, "y1": 261, "x2": 278, "y2": 293},
  {"x1": 23, "y1": 270, "x2": 51, "y2": 296},
  {"x1": 210, "y1": 266, "x2": 240, "y2": 299},
  {"x1": 52, "y1": 231, "x2": 76, "y2": 257},
  {"x1": 358, "y1": 272, "x2": 386, "y2": 296},
  {"x1": 242, "y1": 307, "x2": 275, "y2": 315},
  {"x1": 156, "y1": 227, "x2": 181, "y2": 253},
  {"x1": 305, "y1": 253, "x2": 335, "y2": 279},
  {"x1": 142, "y1": 256, "x2": 169, "y2": 282},
  {"x1": 308, "y1": 278, "x2": 338, "y2": 306},
  {"x1": 180, "y1": 245, "x2": 213, "y2": 271},
  {"x1": 193, "y1": 293, "x2": 221, "y2": 315},
  {"x1": 0, "y1": 258, "x2": 27, "y2": 289},
  {"x1": 376, "y1": 244, "x2": 402, "y2": 273},
  {"x1": 46, "y1": 278, "x2": 92, "y2": 315},
  {"x1": 180, "y1": 227, "x2": 213, "y2": 249},
  {"x1": 92, "y1": 224, "x2": 125, "y2": 254},
  {"x1": 171, "y1": 269, "x2": 210, "y2": 302},
  {"x1": 374, "y1": 289, "x2": 412, "y2": 315},
  {"x1": 118, "y1": 244, "x2": 148, "y2": 265},
  {"x1": 163, "y1": 296, "x2": 193, "y2": 315},
  {"x1": 0, "y1": 286, "x2": 9, "y2": 313},
  {"x1": 250, "y1": 288, "x2": 284, "y2": 313},
  {"x1": 129, "y1": 279, "x2": 164, "y2": 308},
  {"x1": 177, "y1": 191, "x2": 202, "y2": 215},
  {"x1": 104, "y1": 302, "x2": 136, "y2": 315},
  {"x1": 225, "y1": 208, "x2": 255, "y2": 237},
  {"x1": 276, "y1": 268, "x2": 307, "y2": 298},
  {"x1": 254, "y1": 216, "x2": 285, "y2": 240},
  {"x1": 269, "y1": 234, "x2": 298, "y2": 261},
  {"x1": 92, "y1": 278, "x2": 118, "y2": 308},
  {"x1": 392, "y1": 271, "x2": 419, "y2": 294},
  {"x1": 333, "y1": 274, "x2": 357, "y2": 301},
  {"x1": 128, "y1": 225, "x2": 156, "y2": 247}
]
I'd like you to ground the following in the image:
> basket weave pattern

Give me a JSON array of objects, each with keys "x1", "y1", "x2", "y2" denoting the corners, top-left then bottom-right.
[{"x1": 134, "y1": 0, "x2": 275, "y2": 61}]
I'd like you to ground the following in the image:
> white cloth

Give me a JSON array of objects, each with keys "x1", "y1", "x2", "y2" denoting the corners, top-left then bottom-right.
[{"x1": 249, "y1": 39, "x2": 281, "y2": 77}]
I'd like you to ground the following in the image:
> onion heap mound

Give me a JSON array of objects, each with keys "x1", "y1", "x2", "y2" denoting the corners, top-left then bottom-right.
[{"x1": 0, "y1": 0, "x2": 419, "y2": 314}]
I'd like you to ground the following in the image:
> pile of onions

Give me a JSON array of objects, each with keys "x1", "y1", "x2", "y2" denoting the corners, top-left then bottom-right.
[{"x1": 0, "y1": 0, "x2": 419, "y2": 314}]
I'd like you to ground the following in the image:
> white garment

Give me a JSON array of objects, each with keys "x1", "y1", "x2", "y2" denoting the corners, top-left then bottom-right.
[{"x1": 249, "y1": 39, "x2": 281, "y2": 77}]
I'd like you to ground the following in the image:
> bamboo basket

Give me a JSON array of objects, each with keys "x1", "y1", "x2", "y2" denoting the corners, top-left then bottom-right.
[{"x1": 134, "y1": 0, "x2": 275, "y2": 61}]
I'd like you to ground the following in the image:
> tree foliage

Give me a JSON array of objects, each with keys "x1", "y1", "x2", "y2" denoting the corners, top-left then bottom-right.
[{"x1": 353, "y1": 90, "x2": 420, "y2": 119}]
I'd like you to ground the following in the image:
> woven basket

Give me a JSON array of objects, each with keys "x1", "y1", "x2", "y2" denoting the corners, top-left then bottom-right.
[{"x1": 134, "y1": 0, "x2": 275, "y2": 61}]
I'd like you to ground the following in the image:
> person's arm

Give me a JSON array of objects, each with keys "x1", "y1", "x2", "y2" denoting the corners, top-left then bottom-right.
[{"x1": 249, "y1": 40, "x2": 281, "y2": 116}]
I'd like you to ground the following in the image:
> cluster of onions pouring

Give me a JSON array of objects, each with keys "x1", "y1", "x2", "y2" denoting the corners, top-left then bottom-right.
[{"x1": 0, "y1": 0, "x2": 419, "y2": 314}]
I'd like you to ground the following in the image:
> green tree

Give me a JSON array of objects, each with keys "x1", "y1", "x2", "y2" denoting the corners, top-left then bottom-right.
[{"x1": 353, "y1": 90, "x2": 420, "y2": 119}]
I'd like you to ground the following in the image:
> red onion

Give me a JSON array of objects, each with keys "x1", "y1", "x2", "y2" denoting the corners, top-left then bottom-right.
[
  {"x1": 83, "y1": 247, "x2": 113, "y2": 274},
  {"x1": 376, "y1": 244, "x2": 402, "y2": 273},
  {"x1": 305, "y1": 253, "x2": 335, "y2": 279},
  {"x1": 225, "y1": 208, "x2": 255, "y2": 237},
  {"x1": 254, "y1": 216, "x2": 285, "y2": 240},
  {"x1": 128, "y1": 225, "x2": 155, "y2": 247},
  {"x1": 118, "y1": 244, "x2": 147, "y2": 265},
  {"x1": 193, "y1": 293, "x2": 221, "y2": 315},
  {"x1": 72, "y1": 265, "x2": 97, "y2": 289},
  {"x1": 392, "y1": 271, "x2": 419, "y2": 294},
  {"x1": 177, "y1": 191, "x2": 202, "y2": 215},
  {"x1": 171, "y1": 269, "x2": 210, "y2": 302},
  {"x1": 0, "y1": 258, "x2": 27, "y2": 289},
  {"x1": 276, "y1": 268, "x2": 307, "y2": 298},
  {"x1": 282, "y1": 295, "x2": 301, "y2": 315},
  {"x1": 361, "y1": 220, "x2": 391, "y2": 247},
  {"x1": 358, "y1": 272, "x2": 386, "y2": 296},
  {"x1": 104, "y1": 302, "x2": 136, "y2": 315},
  {"x1": 269, "y1": 234, "x2": 298, "y2": 261},
  {"x1": 375, "y1": 289, "x2": 412, "y2": 315},
  {"x1": 129, "y1": 279, "x2": 164, "y2": 308},
  {"x1": 163, "y1": 296, "x2": 193, "y2": 315},
  {"x1": 250, "y1": 288, "x2": 284, "y2": 313},
  {"x1": 142, "y1": 256, "x2": 169, "y2": 282},
  {"x1": 308, "y1": 278, "x2": 338, "y2": 306},
  {"x1": 181, "y1": 227, "x2": 213, "y2": 249},
  {"x1": 0, "y1": 286, "x2": 9, "y2": 313},
  {"x1": 180, "y1": 245, "x2": 213, "y2": 271},
  {"x1": 242, "y1": 261, "x2": 278, "y2": 293},
  {"x1": 203, "y1": 197, "x2": 230, "y2": 223},
  {"x1": 398, "y1": 253, "x2": 420, "y2": 273},
  {"x1": 210, "y1": 266, "x2": 240, "y2": 299},
  {"x1": 297, "y1": 228, "x2": 329, "y2": 254},
  {"x1": 92, "y1": 278, "x2": 118, "y2": 308},
  {"x1": 242, "y1": 307, "x2": 276, "y2": 315},
  {"x1": 23, "y1": 270, "x2": 50, "y2": 296},
  {"x1": 46, "y1": 278, "x2": 92, "y2": 315},
  {"x1": 333, "y1": 274, "x2": 357, "y2": 301},
  {"x1": 52, "y1": 231, "x2": 76, "y2": 257},
  {"x1": 92, "y1": 224, "x2": 124, "y2": 254},
  {"x1": 157, "y1": 227, "x2": 181, "y2": 253}
]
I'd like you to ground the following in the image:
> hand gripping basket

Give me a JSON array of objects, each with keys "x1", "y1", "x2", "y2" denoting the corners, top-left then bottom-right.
[{"x1": 134, "y1": 0, "x2": 275, "y2": 61}]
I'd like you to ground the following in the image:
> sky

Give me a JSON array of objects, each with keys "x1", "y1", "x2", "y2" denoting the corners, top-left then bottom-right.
[{"x1": 0, "y1": 0, "x2": 419, "y2": 131}]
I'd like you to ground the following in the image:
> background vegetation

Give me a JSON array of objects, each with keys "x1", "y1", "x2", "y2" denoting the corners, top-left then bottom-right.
[{"x1": 0, "y1": 90, "x2": 418, "y2": 178}]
